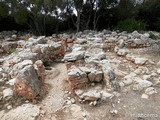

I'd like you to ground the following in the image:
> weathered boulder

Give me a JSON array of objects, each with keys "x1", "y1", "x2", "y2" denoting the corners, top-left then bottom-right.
[
  {"x1": 10, "y1": 60, "x2": 33, "y2": 77},
  {"x1": 100, "y1": 60, "x2": 115, "y2": 86},
  {"x1": 14, "y1": 65, "x2": 40, "y2": 99},
  {"x1": 132, "y1": 31, "x2": 141, "y2": 38},
  {"x1": 67, "y1": 66, "x2": 88, "y2": 89},
  {"x1": 63, "y1": 51, "x2": 85, "y2": 62},
  {"x1": 75, "y1": 86, "x2": 113, "y2": 102},
  {"x1": 25, "y1": 36, "x2": 46, "y2": 48},
  {"x1": 133, "y1": 38, "x2": 146, "y2": 45}
]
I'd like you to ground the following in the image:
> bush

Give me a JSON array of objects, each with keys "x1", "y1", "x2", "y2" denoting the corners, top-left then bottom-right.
[
  {"x1": 149, "y1": 32, "x2": 160, "y2": 40},
  {"x1": 115, "y1": 18, "x2": 147, "y2": 32}
]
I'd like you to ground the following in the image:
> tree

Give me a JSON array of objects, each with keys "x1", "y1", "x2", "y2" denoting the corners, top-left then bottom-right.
[
  {"x1": 137, "y1": 0, "x2": 160, "y2": 31},
  {"x1": 0, "y1": 1, "x2": 9, "y2": 18}
]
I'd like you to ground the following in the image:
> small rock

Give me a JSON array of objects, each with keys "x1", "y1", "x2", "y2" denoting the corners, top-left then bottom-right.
[
  {"x1": 157, "y1": 69, "x2": 160, "y2": 74},
  {"x1": 6, "y1": 78, "x2": 16, "y2": 86},
  {"x1": 157, "y1": 61, "x2": 160, "y2": 67},
  {"x1": 141, "y1": 94, "x2": 149, "y2": 99},
  {"x1": 134, "y1": 38, "x2": 146, "y2": 45},
  {"x1": 119, "y1": 82, "x2": 125, "y2": 87},
  {"x1": 145, "y1": 87, "x2": 157, "y2": 95},
  {"x1": 64, "y1": 91, "x2": 69, "y2": 94},
  {"x1": 89, "y1": 102, "x2": 93, "y2": 106},
  {"x1": 134, "y1": 57, "x2": 147, "y2": 65},
  {"x1": 75, "y1": 89, "x2": 84, "y2": 96},
  {"x1": 110, "y1": 109, "x2": 118, "y2": 115},
  {"x1": 117, "y1": 39, "x2": 125, "y2": 48},
  {"x1": 101, "y1": 91, "x2": 114, "y2": 100},
  {"x1": 82, "y1": 112, "x2": 87, "y2": 117},
  {"x1": 133, "y1": 80, "x2": 152, "y2": 91},
  {"x1": 71, "y1": 98, "x2": 76, "y2": 104},
  {"x1": 7, "y1": 105, "x2": 12, "y2": 110},
  {"x1": 40, "y1": 110, "x2": 45, "y2": 115},
  {"x1": 65, "y1": 100, "x2": 72, "y2": 105},
  {"x1": 3, "y1": 88, "x2": 13, "y2": 98},
  {"x1": 112, "y1": 92, "x2": 121, "y2": 97},
  {"x1": 117, "y1": 48, "x2": 130, "y2": 56},
  {"x1": 91, "y1": 83, "x2": 95, "y2": 86},
  {"x1": 93, "y1": 101, "x2": 97, "y2": 106}
]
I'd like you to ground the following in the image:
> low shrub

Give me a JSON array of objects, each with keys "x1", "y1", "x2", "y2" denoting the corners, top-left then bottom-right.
[
  {"x1": 149, "y1": 32, "x2": 160, "y2": 40},
  {"x1": 115, "y1": 18, "x2": 147, "y2": 32}
]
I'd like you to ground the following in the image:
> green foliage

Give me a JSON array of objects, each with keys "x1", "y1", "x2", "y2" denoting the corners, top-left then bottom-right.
[
  {"x1": 149, "y1": 32, "x2": 160, "y2": 40},
  {"x1": 137, "y1": 0, "x2": 160, "y2": 31},
  {"x1": 0, "y1": 2, "x2": 9, "y2": 18},
  {"x1": 43, "y1": 60, "x2": 50, "y2": 67},
  {"x1": 9, "y1": 48, "x2": 16, "y2": 53},
  {"x1": 13, "y1": 8, "x2": 29, "y2": 25},
  {"x1": 115, "y1": 19, "x2": 147, "y2": 32}
]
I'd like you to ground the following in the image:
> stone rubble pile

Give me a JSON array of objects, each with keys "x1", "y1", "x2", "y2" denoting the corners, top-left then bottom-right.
[
  {"x1": 0, "y1": 30, "x2": 159, "y2": 109},
  {"x1": 62, "y1": 30, "x2": 159, "y2": 105},
  {"x1": 0, "y1": 31, "x2": 31, "y2": 54},
  {"x1": 0, "y1": 34, "x2": 66, "y2": 105}
]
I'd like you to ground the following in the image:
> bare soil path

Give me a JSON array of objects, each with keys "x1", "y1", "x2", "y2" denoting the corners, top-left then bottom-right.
[{"x1": 38, "y1": 63, "x2": 69, "y2": 120}]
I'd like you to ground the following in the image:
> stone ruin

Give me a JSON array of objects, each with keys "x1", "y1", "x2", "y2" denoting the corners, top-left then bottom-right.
[{"x1": 0, "y1": 30, "x2": 160, "y2": 109}]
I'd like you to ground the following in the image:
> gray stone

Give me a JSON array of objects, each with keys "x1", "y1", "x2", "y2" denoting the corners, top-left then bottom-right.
[
  {"x1": 94, "y1": 52, "x2": 106, "y2": 60},
  {"x1": 76, "y1": 38, "x2": 87, "y2": 44},
  {"x1": 141, "y1": 33, "x2": 149, "y2": 41},
  {"x1": 133, "y1": 80, "x2": 152, "y2": 91},
  {"x1": 145, "y1": 87, "x2": 157, "y2": 95},
  {"x1": 133, "y1": 38, "x2": 146, "y2": 45},
  {"x1": 134, "y1": 57, "x2": 147, "y2": 65},
  {"x1": 63, "y1": 51, "x2": 85, "y2": 61},
  {"x1": 117, "y1": 48, "x2": 130, "y2": 56},
  {"x1": 132, "y1": 31, "x2": 141, "y2": 38},
  {"x1": 101, "y1": 91, "x2": 114, "y2": 101},
  {"x1": 100, "y1": 60, "x2": 115, "y2": 85},
  {"x1": 117, "y1": 39, "x2": 125, "y2": 48}
]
